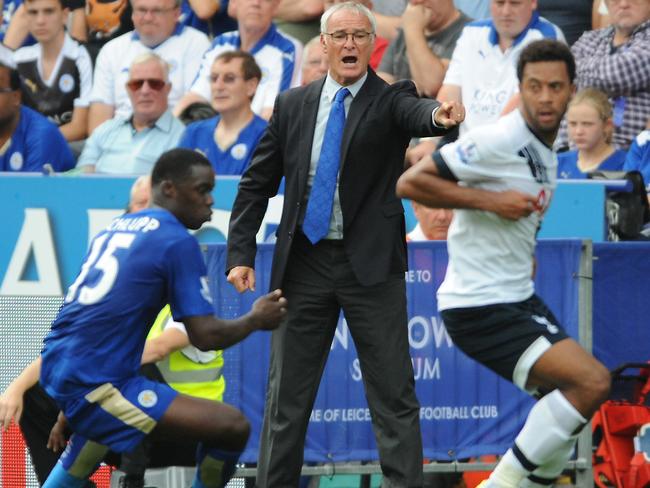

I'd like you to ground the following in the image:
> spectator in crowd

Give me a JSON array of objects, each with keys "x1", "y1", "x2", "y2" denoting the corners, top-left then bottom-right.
[
  {"x1": 377, "y1": 0, "x2": 470, "y2": 99},
  {"x1": 178, "y1": 50, "x2": 266, "y2": 175},
  {"x1": 78, "y1": 53, "x2": 185, "y2": 174},
  {"x1": 179, "y1": 0, "x2": 236, "y2": 38},
  {"x1": 323, "y1": 0, "x2": 389, "y2": 69},
  {"x1": 407, "y1": 0, "x2": 565, "y2": 164},
  {"x1": 536, "y1": 0, "x2": 593, "y2": 46},
  {"x1": 301, "y1": 35, "x2": 328, "y2": 85},
  {"x1": 175, "y1": 0, "x2": 301, "y2": 121},
  {"x1": 438, "y1": 0, "x2": 565, "y2": 136},
  {"x1": 556, "y1": 0, "x2": 650, "y2": 150},
  {"x1": 87, "y1": 0, "x2": 209, "y2": 133},
  {"x1": 624, "y1": 121, "x2": 650, "y2": 200},
  {"x1": 407, "y1": 201, "x2": 453, "y2": 241},
  {"x1": 14, "y1": 0, "x2": 93, "y2": 142},
  {"x1": 558, "y1": 87, "x2": 626, "y2": 179},
  {"x1": 226, "y1": 3, "x2": 464, "y2": 487},
  {"x1": 0, "y1": 62, "x2": 75, "y2": 172}
]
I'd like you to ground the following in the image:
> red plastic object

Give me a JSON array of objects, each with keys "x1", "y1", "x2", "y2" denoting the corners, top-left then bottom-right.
[{"x1": 593, "y1": 362, "x2": 650, "y2": 488}]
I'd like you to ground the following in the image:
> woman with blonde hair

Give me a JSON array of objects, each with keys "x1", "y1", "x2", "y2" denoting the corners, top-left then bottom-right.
[{"x1": 558, "y1": 88, "x2": 627, "y2": 179}]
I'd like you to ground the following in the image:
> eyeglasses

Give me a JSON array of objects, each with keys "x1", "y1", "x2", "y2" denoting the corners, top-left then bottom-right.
[
  {"x1": 209, "y1": 73, "x2": 244, "y2": 84},
  {"x1": 323, "y1": 31, "x2": 374, "y2": 45},
  {"x1": 132, "y1": 6, "x2": 176, "y2": 17},
  {"x1": 126, "y1": 78, "x2": 167, "y2": 91}
]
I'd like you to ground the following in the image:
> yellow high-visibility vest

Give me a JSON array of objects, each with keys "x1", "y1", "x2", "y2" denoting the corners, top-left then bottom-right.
[{"x1": 147, "y1": 306, "x2": 225, "y2": 402}]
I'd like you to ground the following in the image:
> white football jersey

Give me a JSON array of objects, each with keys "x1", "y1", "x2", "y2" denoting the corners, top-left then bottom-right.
[{"x1": 436, "y1": 109, "x2": 557, "y2": 310}]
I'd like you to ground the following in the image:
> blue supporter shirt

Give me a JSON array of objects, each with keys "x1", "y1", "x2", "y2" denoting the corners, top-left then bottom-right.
[
  {"x1": 40, "y1": 208, "x2": 215, "y2": 401},
  {"x1": 178, "y1": 114, "x2": 267, "y2": 175},
  {"x1": 557, "y1": 149, "x2": 627, "y2": 179},
  {"x1": 179, "y1": 0, "x2": 236, "y2": 37},
  {"x1": 623, "y1": 130, "x2": 650, "y2": 193},
  {"x1": 0, "y1": 106, "x2": 75, "y2": 172}
]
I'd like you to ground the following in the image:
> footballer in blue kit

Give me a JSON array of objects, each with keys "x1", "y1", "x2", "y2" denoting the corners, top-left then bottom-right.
[{"x1": 39, "y1": 149, "x2": 287, "y2": 488}]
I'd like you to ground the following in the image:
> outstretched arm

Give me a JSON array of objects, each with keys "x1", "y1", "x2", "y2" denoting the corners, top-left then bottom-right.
[
  {"x1": 0, "y1": 357, "x2": 41, "y2": 430},
  {"x1": 396, "y1": 154, "x2": 538, "y2": 221},
  {"x1": 183, "y1": 289, "x2": 287, "y2": 351}
]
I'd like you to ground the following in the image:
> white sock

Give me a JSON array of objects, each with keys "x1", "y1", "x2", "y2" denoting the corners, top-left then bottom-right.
[
  {"x1": 520, "y1": 436, "x2": 578, "y2": 487},
  {"x1": 489, "y1": 390, "x2": 586, "y2": 488}
]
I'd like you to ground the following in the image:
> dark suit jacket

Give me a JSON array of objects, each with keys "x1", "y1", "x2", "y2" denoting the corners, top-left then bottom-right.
[{"x1": 227, "y1": 70, "x2": 448, "y2": 290}]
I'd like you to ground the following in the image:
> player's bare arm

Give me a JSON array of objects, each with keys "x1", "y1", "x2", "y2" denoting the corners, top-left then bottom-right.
[
  {"x1": 183, "y1": 289, "x2": 287, "y2": 351},
  {"x1": 396, "y1": 154, "x2": 538, "y2": 221}
]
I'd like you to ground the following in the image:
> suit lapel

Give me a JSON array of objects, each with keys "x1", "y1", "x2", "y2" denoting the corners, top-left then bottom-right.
[
  {"x1": 297, "y1": 79, "x2": 324, "y2": 199},
  {"x1": 340, "y1": 71, "x2": 380, "y2": 166}
]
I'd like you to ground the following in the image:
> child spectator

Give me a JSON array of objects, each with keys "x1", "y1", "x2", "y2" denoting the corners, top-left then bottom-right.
[{"x1": 558, "y1": 88, "x2": 626, "y2": 179}]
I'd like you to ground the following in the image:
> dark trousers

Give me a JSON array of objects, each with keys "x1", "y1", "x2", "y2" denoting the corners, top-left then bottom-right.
[
  {"x1": 20, "y1": 384, "x2": 62, "y2": 485},
  {"x1": 256, "y1": 233, "x2": 423, "y2": 488}
]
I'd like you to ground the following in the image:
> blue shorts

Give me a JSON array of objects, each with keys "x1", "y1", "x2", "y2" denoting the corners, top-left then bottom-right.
[{"x1": 56, "y1": 376, "x2": 178, "y2": 453}]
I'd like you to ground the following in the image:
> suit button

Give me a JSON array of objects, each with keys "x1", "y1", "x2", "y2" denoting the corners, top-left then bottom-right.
[
  {"x1": 288, "y1": 231, "x2": 293, "y2": 239},
  {"x1": 296, "y1": 202, "x2": 301, "y2": 208}
]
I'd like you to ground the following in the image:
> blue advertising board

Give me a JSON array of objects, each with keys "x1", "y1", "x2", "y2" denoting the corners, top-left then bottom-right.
[{"x1": 207, "y1": 240, "x2": 583, "y2": 462}]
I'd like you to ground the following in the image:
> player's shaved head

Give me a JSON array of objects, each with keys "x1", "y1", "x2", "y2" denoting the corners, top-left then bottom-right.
[{"x1": 151, "y1": 148, "x2": 212, "y2": 186}]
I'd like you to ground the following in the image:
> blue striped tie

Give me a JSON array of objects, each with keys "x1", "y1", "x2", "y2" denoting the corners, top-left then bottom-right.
[{"x1": 303, "y1": 87, "x2": 350, "y2": 244}]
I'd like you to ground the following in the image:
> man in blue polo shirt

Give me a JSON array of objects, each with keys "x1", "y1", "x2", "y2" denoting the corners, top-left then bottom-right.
[
  {"x1": 174, "y1": 0, "x2": 301, "y2": 121},
  {"x1": 178, "y1": 50, "x2": 267, "y2": 175},
  {"x1": 0, "y1": 62, "x2": 75, "y2": 172}
]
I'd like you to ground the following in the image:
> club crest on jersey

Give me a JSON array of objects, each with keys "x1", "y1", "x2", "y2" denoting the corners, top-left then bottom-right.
[
  {"x1": 9, "y1": 151, "x2": 23, "y2": 171},
  {"x1": 231, "y1": 143, "x2": 248, "y2": 160},
  {"x1": 455, "y1": 140, "x2": 478, "y2": 165},
  {"x1": 59, "y1": 74, "x2": 75, "y2": 93},
  {"x1": 137, "y1": 389, "x2": 158, "y2": 408}
]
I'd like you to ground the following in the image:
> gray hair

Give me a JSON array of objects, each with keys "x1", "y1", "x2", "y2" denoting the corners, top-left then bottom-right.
[
  {"x1": 129, "y1": 52, "x2": 170, "y2": 82},
  {"x1": 320, "y1": 1, "x2": 376, "y2": 34}
]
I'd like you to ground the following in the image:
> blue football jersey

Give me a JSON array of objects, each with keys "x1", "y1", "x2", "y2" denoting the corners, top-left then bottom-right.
[
  {"x1": 41, "y1": 208, "x2": 214, "y2": 401},
  {"x1": 178, "y1": 114, "x2": 267, "y2": 175}
]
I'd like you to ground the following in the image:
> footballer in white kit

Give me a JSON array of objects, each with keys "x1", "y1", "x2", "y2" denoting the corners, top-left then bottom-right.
[{"x1": 397, "y1": 40, "x2": 610, "y2": 488}]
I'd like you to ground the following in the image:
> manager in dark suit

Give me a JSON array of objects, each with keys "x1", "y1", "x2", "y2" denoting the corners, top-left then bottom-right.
[{"x1": 226, "y1": 2, "x2": 464, "y2": 487}]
